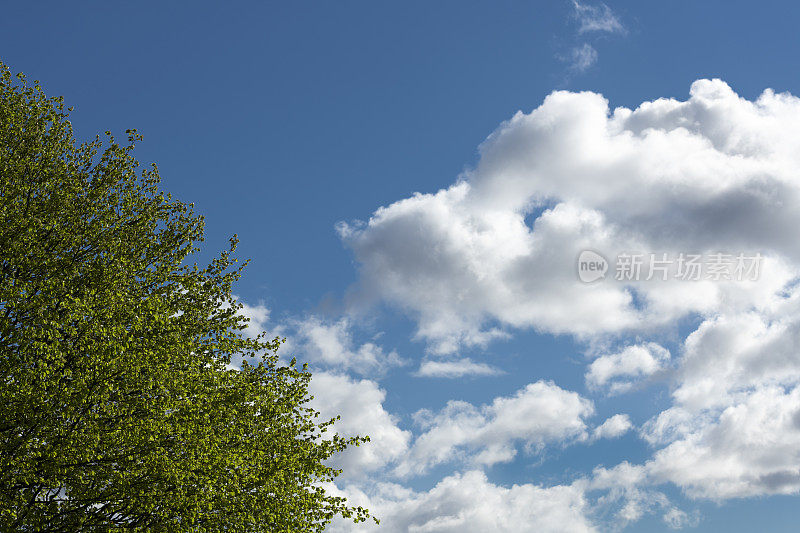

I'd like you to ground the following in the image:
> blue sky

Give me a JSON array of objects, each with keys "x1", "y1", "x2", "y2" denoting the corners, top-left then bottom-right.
[{"x1": 6, "y1": 2, "x2": 800, "y2": 531}]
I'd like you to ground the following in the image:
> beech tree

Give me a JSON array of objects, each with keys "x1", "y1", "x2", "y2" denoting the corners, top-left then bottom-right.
[{"x1": 0, "y1": 62, "x2": 372, "y2": 532}]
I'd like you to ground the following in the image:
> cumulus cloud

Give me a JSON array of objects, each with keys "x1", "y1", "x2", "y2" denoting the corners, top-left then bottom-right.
[
  {"x1": 673, "y1": 298, "x2": 800, "y2": 410},
  {"x1": 340, "y1": 79, "x2": 800, "y2": 354},
  {"x1": 309, "y1": 372, "x2": 411, "y2": 478},
  {"x1": 227, "y1": 303, "x2": 412, "y2": 480},
  {"x1": 228, "y1": 300, "x2": 403, "y2": 375},
  {"x1": 591, "y1": 413, "x2": 633, "y2": 440},
  {"x1": 395, "y1": 381, "x2": 593, "y2": 477},
  {"x1": 292, "y1": 316, "x2": 405, "y2": 375},
  {"x1": 586, "y1": 343, "x2": 670, "y2": 394},
  {"x1": 336, "y1": 79, "x2": 800, "y2": 525},
  {"x1": 414, "y1": 358, "x2": 503, "y2": 378},
  {"x1": 628, "y1": 289, "x2": 800, "y2": 501},
  {"x1": 326, "y1": 471, "x2": 596, "y2": 533},
  {"x1": 645, "y1": 384, "x2": 800, "y2": 499},
  {"x1": 631, "y1": 292, "x2": 800, "y2": 500},
  {"x1": 328, "y1": 462, "x2": 693, "y2": 532},
  {"x1": 236, "y1": 300, "x2": 271, "y2": 338}
]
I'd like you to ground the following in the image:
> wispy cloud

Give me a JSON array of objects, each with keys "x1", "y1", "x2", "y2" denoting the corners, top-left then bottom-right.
[
  {"x1": 568, "y1": 43, "x2": 598, "y2": 72},
  {"x1": 414, "y1": 358, "x2": 503, "y2": 378},
  {"x1": 572, "y1": 0, "x2": 625, "y2": 35},
  {"x1": 557, "y1": 1, "x2": 626, "y2": 76}
]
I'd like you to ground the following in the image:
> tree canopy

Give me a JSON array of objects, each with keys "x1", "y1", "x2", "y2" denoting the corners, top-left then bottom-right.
[{"x1": 0, "y1": 62, "x2": 372, "y2": 532}]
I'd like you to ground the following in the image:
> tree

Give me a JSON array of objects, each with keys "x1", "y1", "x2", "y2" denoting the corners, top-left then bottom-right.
[{"x1": 0, "y1": 62, "x2": 372, "y2": 532}]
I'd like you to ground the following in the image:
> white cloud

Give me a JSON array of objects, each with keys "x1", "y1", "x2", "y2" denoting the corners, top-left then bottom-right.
[
  {"x1": 223, "y1": 78, "x2": 800, "y2": 528},
  {"x1": 309, "y1": 372, "x2": 411, "y2": 478},
  {"x1": 623, "y1": 286, "x2": 800, "y2": 501},
  {"x1": 673, "y1": 297, "x2": 800, "y2": 410},
  {"x1": 586, "y1": 343, "x2": 670, "y2": 394},
  {"x1": 414, "y1": 358, "x2": 503, "y2": 378},
  {"x1": 591, "y1": 413, "x2": 633, "y2": 440},
  {"x1": 395, "y1": 381, "x2": 593, "y2": 477},
  {"x1": 569, "y1": 43, "x2": 598, "y2": 72},
  {"x1": 662, "y1": 507, "x2": 699, "y2": 529},
  {"x1": 585, "y1": 462, "x2": 687, "y2": 529},
  {"x1": 572, "y1": 0, "x2": 625, "y2": 34},
  {"x1": 226, "y1": 304, "x2": 411, "y2": 478},
  {"x1": 326, "y1": 463, "x2": 693, "y2": 532},
  {"x1": 558, "y1": 2, "x2": 624, "y2": 76},
  {"x1": 334, "y1": 79, "x2": 800, "y2": 527},
  {"x1": 326, "y1": 471, "x2": 596, "y2": 533},
  {"x1": 293, "y1": 316, "x2": 405, "y2": 375},
  {"x1": 631, "y1": 290, "x2": 800, "y2": 500},
  {"x1": 340, "y1": 80, "x2": 800, "y2": 354},
  {"x1": 227, "y1": 301, "x2": 403, "y2": 375},
  {"x1": 646, "y1": 384, "x2": 800, "y2": 500},
  {"x1": 237, "y1": 300, "x2": 271, "y2": 338}
]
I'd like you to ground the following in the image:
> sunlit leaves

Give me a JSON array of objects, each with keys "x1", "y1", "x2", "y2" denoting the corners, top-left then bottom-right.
[{"x1": 0, "y1": 62, "x2": 372, "y2": 532}]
